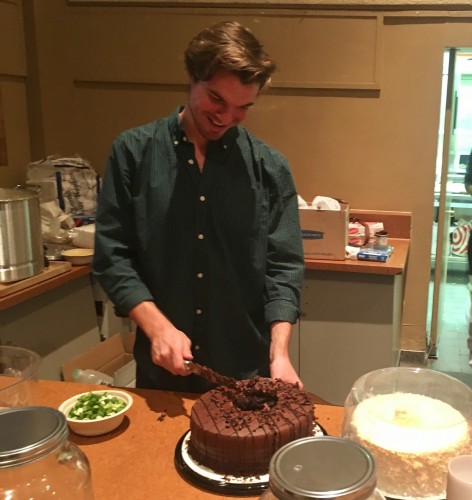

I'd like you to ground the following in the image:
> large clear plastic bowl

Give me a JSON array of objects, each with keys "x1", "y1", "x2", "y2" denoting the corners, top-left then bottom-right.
[
  {"x1": 342, "y1": 367, "x2": 472, "y2": 500},
  {"x1": 0, "y1": 346, "x2": 41, "y2": 409}
]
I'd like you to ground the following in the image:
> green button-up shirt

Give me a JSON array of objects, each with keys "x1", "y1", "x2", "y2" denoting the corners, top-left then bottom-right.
[{"x1": 93, "y1": 107, "x2": 304, "y2": 380}]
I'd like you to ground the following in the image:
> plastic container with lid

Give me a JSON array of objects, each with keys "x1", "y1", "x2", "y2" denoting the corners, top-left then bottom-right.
[
  {"x1": 0, "y1": 406, "x2": 94, "y2": 499},
  {"x1": 342, "y1": 367, "x2": 472, "y2": 500},
  {"x1": 259, "y1": 436, "x2": 385, "y2": 499}
]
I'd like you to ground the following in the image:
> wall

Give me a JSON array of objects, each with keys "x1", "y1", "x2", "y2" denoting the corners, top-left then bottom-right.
[
  {"x1": 4, "y1": 0, "x2": 472, "y2": 355},
  {"x1": 0, "y1": 0, "x2": 31, "y2": 187}
]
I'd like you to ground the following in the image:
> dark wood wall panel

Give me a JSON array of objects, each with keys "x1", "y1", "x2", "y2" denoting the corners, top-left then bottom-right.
[
  {"x1": 0, "y1": 0, "x2": 29, "y2": 179},
  {"x1": 0, "y1": 0, "x2": 26, "y2": 76}
]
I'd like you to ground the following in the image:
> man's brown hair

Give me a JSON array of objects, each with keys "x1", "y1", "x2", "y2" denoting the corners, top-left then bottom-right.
[{"x1": 184, "y1": 21, "x2": 276, "y2": 91}]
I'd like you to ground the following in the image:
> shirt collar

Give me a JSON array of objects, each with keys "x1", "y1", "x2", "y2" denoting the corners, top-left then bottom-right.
[{"x1": 169, "y1": 105, "x2": 239, "y2": 150}]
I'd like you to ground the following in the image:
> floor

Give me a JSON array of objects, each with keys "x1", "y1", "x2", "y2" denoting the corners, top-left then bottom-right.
[{"x1": 427, "y1": 271, "x2": 472, "y2": 388}]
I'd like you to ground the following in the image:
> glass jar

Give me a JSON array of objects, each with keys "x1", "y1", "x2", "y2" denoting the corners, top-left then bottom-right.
[
  {"x1": 342, "y1": 367, "x2": 472, "y2": 500},
  {"x1": 0, "y1": 345, "x2": 41, "y2": 409},
  {"x1": 0, "y1": 406, "x2": 94, "y2": 499},
  {"x1": 259, "y1": 436, "x2": 385, "y2": 499}
]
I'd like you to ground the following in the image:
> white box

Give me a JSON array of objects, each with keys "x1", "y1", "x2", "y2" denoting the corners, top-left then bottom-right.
[{"x1": 299, "y1": 200, "x2": 349, "y2": 260}]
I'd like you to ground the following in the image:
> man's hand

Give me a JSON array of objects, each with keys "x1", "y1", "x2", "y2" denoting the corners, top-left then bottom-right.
[
  {"x1": 269, "y1": 321, "x2": 303, "y2": 389},
  {"x1": 129, "y1": 301, "x2": 193, "y2": 375}
]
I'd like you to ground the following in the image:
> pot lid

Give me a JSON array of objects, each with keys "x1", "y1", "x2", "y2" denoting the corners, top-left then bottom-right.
[
  {"x1": 0, "y1": 407, "x2": 69, "y2": 468},
  {"x1": 269, "y1": 436, "x2": 377, "y2": 499},
  {"x1": 0, "y1": 186, "x2": 40, "y2": 202}
]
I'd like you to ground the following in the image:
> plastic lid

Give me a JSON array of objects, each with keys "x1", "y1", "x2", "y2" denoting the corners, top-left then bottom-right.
[
  {"x1": 269, "y1": 436, "x2": 377, "y2": 500},
  {"x1": 0, "y1": 406, "x2": 69, "y2": 468}
]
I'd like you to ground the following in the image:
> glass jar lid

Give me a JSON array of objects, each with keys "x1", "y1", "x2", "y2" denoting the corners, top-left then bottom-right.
[
  {"x1": 0, "y1": 406, "x2": 69, "y2": 468},
  {"x1": 269, "y1": 436, "x2": 376, "y2": 500}
]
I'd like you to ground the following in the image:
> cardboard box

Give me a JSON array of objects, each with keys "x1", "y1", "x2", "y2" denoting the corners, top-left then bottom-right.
[
  {"x1": 61, "y1": 332, "x2": 136, "y2": 387},
  {"x1": 299, "y1": 201, "x2": 349, "y2": 260}
]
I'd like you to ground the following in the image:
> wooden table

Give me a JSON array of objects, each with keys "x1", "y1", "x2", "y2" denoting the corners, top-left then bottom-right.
[{"x1": 35, "y1": 379, "x2": 343, "y2": 500}]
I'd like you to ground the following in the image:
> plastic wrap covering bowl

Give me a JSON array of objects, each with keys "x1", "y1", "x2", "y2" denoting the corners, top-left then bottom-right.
[{"x1": 342, "y1": 367, "x2": 472, "y2": 500}]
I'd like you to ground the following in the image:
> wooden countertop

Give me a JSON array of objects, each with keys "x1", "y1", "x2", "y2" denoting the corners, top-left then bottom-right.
[
  {"x1": 0, "y1": 264, "x2": 91, "y2": 311},
  {"x1": 0, "y1": 236, "x2": 409, "y2": 312},
  {"x1": 34, "y1": 379, "x2": 344, "y2": 500},
  {"x1": 305, "y1": 238, "x2": 409, "y2": 276}
]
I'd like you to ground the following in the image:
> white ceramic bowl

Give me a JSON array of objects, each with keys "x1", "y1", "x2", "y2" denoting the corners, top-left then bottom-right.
[
  {"x1": 58, "y1": 389, "x2": 133, "y2": 436},
  {"x1": 61, "y1": 248, "x2": 94, "y2": 266}
]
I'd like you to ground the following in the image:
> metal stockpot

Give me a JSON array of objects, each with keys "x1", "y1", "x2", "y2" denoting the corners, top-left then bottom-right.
[{"x1": 0, "y1": 186, "x2": 44, "y2": 282}]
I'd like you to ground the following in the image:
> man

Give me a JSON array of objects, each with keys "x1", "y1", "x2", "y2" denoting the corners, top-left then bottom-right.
[{"x1": 93, "y1": 21, "x2": 305, "y2": 392}]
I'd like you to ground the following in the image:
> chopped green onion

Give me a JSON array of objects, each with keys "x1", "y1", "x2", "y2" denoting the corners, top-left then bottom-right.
[{"x1": 68, "y1": 392, "x2": 127, "y2": 420}]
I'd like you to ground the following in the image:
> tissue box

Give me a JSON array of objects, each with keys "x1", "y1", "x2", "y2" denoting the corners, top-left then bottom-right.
[{"x1": 299, "y1": 200, "x2": 349, "y2": 260}]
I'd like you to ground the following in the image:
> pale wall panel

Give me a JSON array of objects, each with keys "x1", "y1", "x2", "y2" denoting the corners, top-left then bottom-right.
[
  {"x1": 260, "y1": 15, "x2": 381, "y2": 88},
  {"x1": 73, "y1": 84, "x2": 187, "y2": 170},
  {"x1": 69, "y1": 9, "x2": 381, "y2": 89}
]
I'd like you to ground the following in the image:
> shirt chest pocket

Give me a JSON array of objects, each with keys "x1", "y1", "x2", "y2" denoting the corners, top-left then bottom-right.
[{"x1": 210, "y1": 182, "x2": 269, "y2": 243}]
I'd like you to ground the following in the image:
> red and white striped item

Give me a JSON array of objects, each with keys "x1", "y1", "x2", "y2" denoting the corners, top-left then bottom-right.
[
  {"x1": 348, "y1": 222, "x2": 384, "y2": 247},
  {"x1": 452, "y1": 223, "x2": 472, "y2": 256}
]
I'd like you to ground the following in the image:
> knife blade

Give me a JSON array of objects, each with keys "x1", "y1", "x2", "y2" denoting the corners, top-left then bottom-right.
[{"x1": 184, "y1": 360, "x2": 239, "y2": 388}]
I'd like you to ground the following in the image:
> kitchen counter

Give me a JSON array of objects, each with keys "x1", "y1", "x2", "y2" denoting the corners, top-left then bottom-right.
[
  {"x1": 35, "y1": 379, "x2": 343, "y2": 500},
  {"x1": 306, "y1": 238, "x2": 409, "y2": 275},
  {"x1": 292, "y1": 211, "x2": 410, "y2": 405},
  {"x1": 0, "y1": 238, "x2": 409, "y2": 312},
  {"x1": 0, "y1": 265, "x2": 101, "y2": 380},
  {"x1": 0, "y1": 263, "x2": 91, "y2": 311}
]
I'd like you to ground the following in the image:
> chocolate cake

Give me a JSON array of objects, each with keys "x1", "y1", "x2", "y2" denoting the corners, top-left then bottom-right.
[{"x1": 188, "y1": 377, "x2": 314, "y2": 476}]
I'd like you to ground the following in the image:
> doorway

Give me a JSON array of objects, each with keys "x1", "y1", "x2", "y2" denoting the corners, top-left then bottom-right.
[{"x1": 429, "y1": 48, "x2": 472, "y2": 386}]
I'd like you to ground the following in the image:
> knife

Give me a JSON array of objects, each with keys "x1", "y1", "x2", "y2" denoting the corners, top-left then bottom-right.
[{"x1": 184, "y1": 360, "x2": 239, "y2": 388}]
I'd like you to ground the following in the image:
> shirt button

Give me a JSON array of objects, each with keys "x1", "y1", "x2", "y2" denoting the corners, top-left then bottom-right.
[
  {"x1": 183, "y1": 136, "x2": 188, "y2": 142},
  {"x1": 197, "y1": 272, "x2": 203, "y2": 279},
  {"x1": 199, "y1": 195, "x2": 206, "y2": 202},
  {"x1": 197, "y1": 233, "x2": 204, "y2": 240},
  {"x1": 223, "y1": 144, "x2": 227, "y2": 149},
  {"x1": 173, "y1": 140, "x2": 179, "y2": 145},
  {"x1": 196, "y1": 309, "x2": 202, "y2": 315},
  {"x1": 194, "y1": 345, "x2": 200, "y2": 351},
  {"x1": 188, "y1": 159, "x2": 194, "y2": 165}
]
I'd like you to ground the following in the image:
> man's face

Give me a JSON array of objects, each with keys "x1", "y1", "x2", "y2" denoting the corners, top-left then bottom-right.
[{"x1": 185, "y1": 69, "x2": 260, "y2": 142}]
